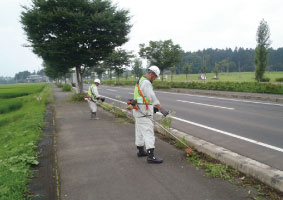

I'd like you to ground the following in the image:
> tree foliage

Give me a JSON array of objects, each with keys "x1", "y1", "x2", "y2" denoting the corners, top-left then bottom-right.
[
  {"x1": 21, "y1": 0, "x2": 131, "y2": 92},
  {"x1": 14, "y1": 71, "x2": 31, "y2": 82},
  {"x1": 255, "y1": 19, "x2": 271, "y2": 82},
  {"x1": 183, "y1": 63, "x2": 192, "y2": 81},
  {"x1": 178, "y1": 47, "x2": 283, "y2": 74},
  {"x1": 132, "y1": 58, "x2": 143, "y2": 79},
  {"x1": 104, "y1": 48, "x2": 133, "y2": 82},
  {"x1": 139, "y1": 39, "x2": 183, "y2": 80}
]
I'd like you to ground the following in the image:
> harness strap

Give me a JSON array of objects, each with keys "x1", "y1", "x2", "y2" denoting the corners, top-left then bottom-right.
[{"x1": 137, "y1": 79, "x2": 149, "y2": 110}]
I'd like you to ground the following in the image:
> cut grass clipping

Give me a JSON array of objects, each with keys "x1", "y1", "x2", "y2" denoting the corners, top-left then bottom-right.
[{"x1": 0, "y1": 83, "x2": 50, "y2": 200}]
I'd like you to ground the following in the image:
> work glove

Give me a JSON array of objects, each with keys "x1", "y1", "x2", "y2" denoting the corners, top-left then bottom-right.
[
  {"x1": 153, "y1": 107, "x2": 159, "y2": 113},
  {"x1": 160, "y1": 108, "x2": 169, "y2": 117},
  {"x1": 96, "y1": 97, "x2": 105, "y2": 102}
]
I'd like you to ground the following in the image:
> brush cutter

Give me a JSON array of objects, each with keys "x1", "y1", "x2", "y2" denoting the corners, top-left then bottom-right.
[{"x1": 127, "y1": 99, "x2": 192, "y2": 154}]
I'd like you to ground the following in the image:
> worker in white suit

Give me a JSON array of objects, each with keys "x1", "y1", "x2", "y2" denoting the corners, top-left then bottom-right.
[
  {"x1": 133, "y1": 66, "x2": 169, "y2": 164},
  {"x1": 86, "y1": 78, "x2": 104, "y2": 119}
]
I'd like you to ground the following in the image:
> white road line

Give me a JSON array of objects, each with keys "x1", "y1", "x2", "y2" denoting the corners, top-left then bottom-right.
[
  {"x1": 103, "y1": 95, "x2": 127, "y2": 104},
  {"x1": 155, "y1": 91, "x2": 283, "y2": 107},
  {"x1": 172, "y1": 116, "x2": 283, "y2": 153},
  {"x1": 100, "y1": 86, "x2": 283, "y2": 107},
  {"x1": 97, "y1": 94, "x2": 283, "y2": 153},
  {"x1": 106, "y1": 89, "x2": 117, "y2": 92},
  {"x1": 177, "y1": 100, "x2": 234, "y2": 110},
  {"x1": 128, "y1": 92, "x2": 134, "y2": 95}
]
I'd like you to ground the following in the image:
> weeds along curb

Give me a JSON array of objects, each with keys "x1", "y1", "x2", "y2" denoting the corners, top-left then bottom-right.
[
  {"x1": 155, "y1": 126, "x2": 283, "y2": 193},
  {"x1": 98, "y1": 101, "x2": 283, "y2": 193}
]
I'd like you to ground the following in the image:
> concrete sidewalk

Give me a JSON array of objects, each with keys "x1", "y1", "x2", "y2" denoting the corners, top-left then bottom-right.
[{"x1": 54, "y1": 87, "x2": 252, "y2": 200}]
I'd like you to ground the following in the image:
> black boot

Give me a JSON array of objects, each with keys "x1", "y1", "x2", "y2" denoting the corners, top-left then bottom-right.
[
  {"x1": 91, "y1": 112, "x2": 98, "y2": 119},
  {"x1": 137, "y1": 146, "x2": 148, "y2": 157},
  {"x1": 147, "y1": 148, "x2": 163, "y2": 164}
]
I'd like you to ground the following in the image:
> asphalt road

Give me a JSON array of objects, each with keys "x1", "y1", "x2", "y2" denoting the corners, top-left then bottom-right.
[{"x1": 85, "y1": 84, "x2": 283, "y2": 171}]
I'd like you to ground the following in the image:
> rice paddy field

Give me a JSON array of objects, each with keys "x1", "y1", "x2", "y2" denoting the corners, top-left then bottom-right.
[{"x1": 0, "y1": 83, "x2": 50, "y2": 200}]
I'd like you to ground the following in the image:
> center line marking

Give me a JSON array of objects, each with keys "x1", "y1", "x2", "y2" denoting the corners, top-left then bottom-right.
[
  {"x1": 177, "y1": 100, "x2": 234, "y2": 110},
  {"x1": 96, "y1": 94, "x2": 283, "y2": 153},
  {"x1": 106, "y1": 89, "x2": 117, "y2": 92}
]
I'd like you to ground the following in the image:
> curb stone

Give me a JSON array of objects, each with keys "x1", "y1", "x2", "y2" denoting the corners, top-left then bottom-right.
[
  {"x1": 102, "y1": 103, "x2": 283, "y2": 193},
  {"x1": 155, "y1": 127, "x2": 283, "y2": 193}
]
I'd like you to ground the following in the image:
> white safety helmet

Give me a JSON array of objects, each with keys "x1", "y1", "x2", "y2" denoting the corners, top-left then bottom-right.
[
  {"x1": 94, "y1": 78, "x2": 101, "y2": 84},
  {"x1": 147, "y1": 66, "x2": 160, "y2": 77}
]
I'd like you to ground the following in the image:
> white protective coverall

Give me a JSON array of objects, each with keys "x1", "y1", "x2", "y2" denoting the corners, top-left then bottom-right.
[
  {"x1": 88, "y1": 84, "x2": 101, "y2": 112},
  {"x1": 133, "y1": 79, "x2": 160, "y2": 150}
]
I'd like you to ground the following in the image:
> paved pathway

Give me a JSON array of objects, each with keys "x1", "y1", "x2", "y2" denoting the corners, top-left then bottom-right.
[{"x1": 54, "y1": 87, "x2": 252, "y2": 200}]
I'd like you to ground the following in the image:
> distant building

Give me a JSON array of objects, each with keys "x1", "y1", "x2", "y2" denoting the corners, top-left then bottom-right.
[{"x1": 26, "y1": 75, "x2": 49, "y2": 83}]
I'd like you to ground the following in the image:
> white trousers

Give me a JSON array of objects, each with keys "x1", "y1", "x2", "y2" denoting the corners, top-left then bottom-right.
[
  {"x1": 88, "y1": 100, "x2": 97, "y2": 112},
  {"x1": 135, "y1": 116, "x2": 155, "y2": 150}
]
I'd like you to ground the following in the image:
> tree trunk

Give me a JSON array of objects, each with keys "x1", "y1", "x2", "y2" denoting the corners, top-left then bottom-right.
[
  {"x1": 109, "y1": 70, "x2": 112, "y2": 80},
  {"x1": 117, "y1": 71, "x2": 120, "y2": 83},
  {"x1": 76, "y1": 66, "x2": 84, "y2": 93}
]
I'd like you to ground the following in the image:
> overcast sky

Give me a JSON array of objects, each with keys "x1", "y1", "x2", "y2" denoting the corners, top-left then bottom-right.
[{"x1": 1, "y1": 0, "x2": 282, "y2": 77}]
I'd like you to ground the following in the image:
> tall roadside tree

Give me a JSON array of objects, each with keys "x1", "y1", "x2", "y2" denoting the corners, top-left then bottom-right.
[
  {"x1": 21, "y1": 0, "x2": 131, "y2": 93},
  {"x1": 255, "y1": 19, "x2": 271, "y2": 82},
  {"x1": 183, "y1": 62, "x2": 192, "y2": 82},
  {"x1": 139, "y1": 40, "x2": 183, "y2": 81},
  {"x1": 132, "y1": 58, "x2": 143, "y2": 79},
  {"x1": 104, "y1": 48, "x2": 133, "y2": 82}
]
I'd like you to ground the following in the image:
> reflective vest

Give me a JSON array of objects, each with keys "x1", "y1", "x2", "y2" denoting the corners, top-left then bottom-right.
[
  {"x1": 134, "y1": 76, "x2": 152, "y2": 105},
  {"x1": 88, "y1": 84, "x2": 97, "y2": 99}
]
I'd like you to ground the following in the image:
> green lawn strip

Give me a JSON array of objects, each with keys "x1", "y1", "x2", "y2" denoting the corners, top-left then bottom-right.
[
  {"x1": 0, "y1": 84, "x2": 50, "y2": 200},
  {"x1": 100, "y1": 72, "x2": 283, "y2": 83},
  {"x1": 102, "y1": 79, "x2": 283, "y2": 94},
  {"x1": 100, "y1": 72, "x2": 283, "y2": 94}
]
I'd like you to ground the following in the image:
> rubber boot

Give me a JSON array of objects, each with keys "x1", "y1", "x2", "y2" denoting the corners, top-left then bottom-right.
[
  {"x1": 147, "y1": 148, "x2": 163, "y2": 164},
  {"x1": 137, "y1": 146, "x2": 148, "y2": 157},
  {"x1": 91, "y1": 112, "x2": 99, "y2": 119}
]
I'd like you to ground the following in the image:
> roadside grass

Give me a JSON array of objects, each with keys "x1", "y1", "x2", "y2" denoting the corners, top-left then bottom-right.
[
  {"x1": 62, "y1": 84, "x2": 72, "y2": 92},
  {"x1": 162, "y1": 71, "x2": 283, "y2": 83},
  {"x1": 104, "y1": 71, "x2": 283, "y2": 83},
  {"x1": 71, "y1": 93, "x2": 86, "y2": 102},
  {"x1": 102, "y1": 79, "x2": 283, "y2": 94},
  {"x1": 0, "y1": 83, "x2": 50, "y2": 200},
  {"x1": 101, "y1": 72, "x2": 283, "y2": 94},
  {"x1": 185, "y1": 151, "x2": 283, "y2": 200},
  {"x1": 97, "y1": 101, "x2": 127, "y2": 118}
]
